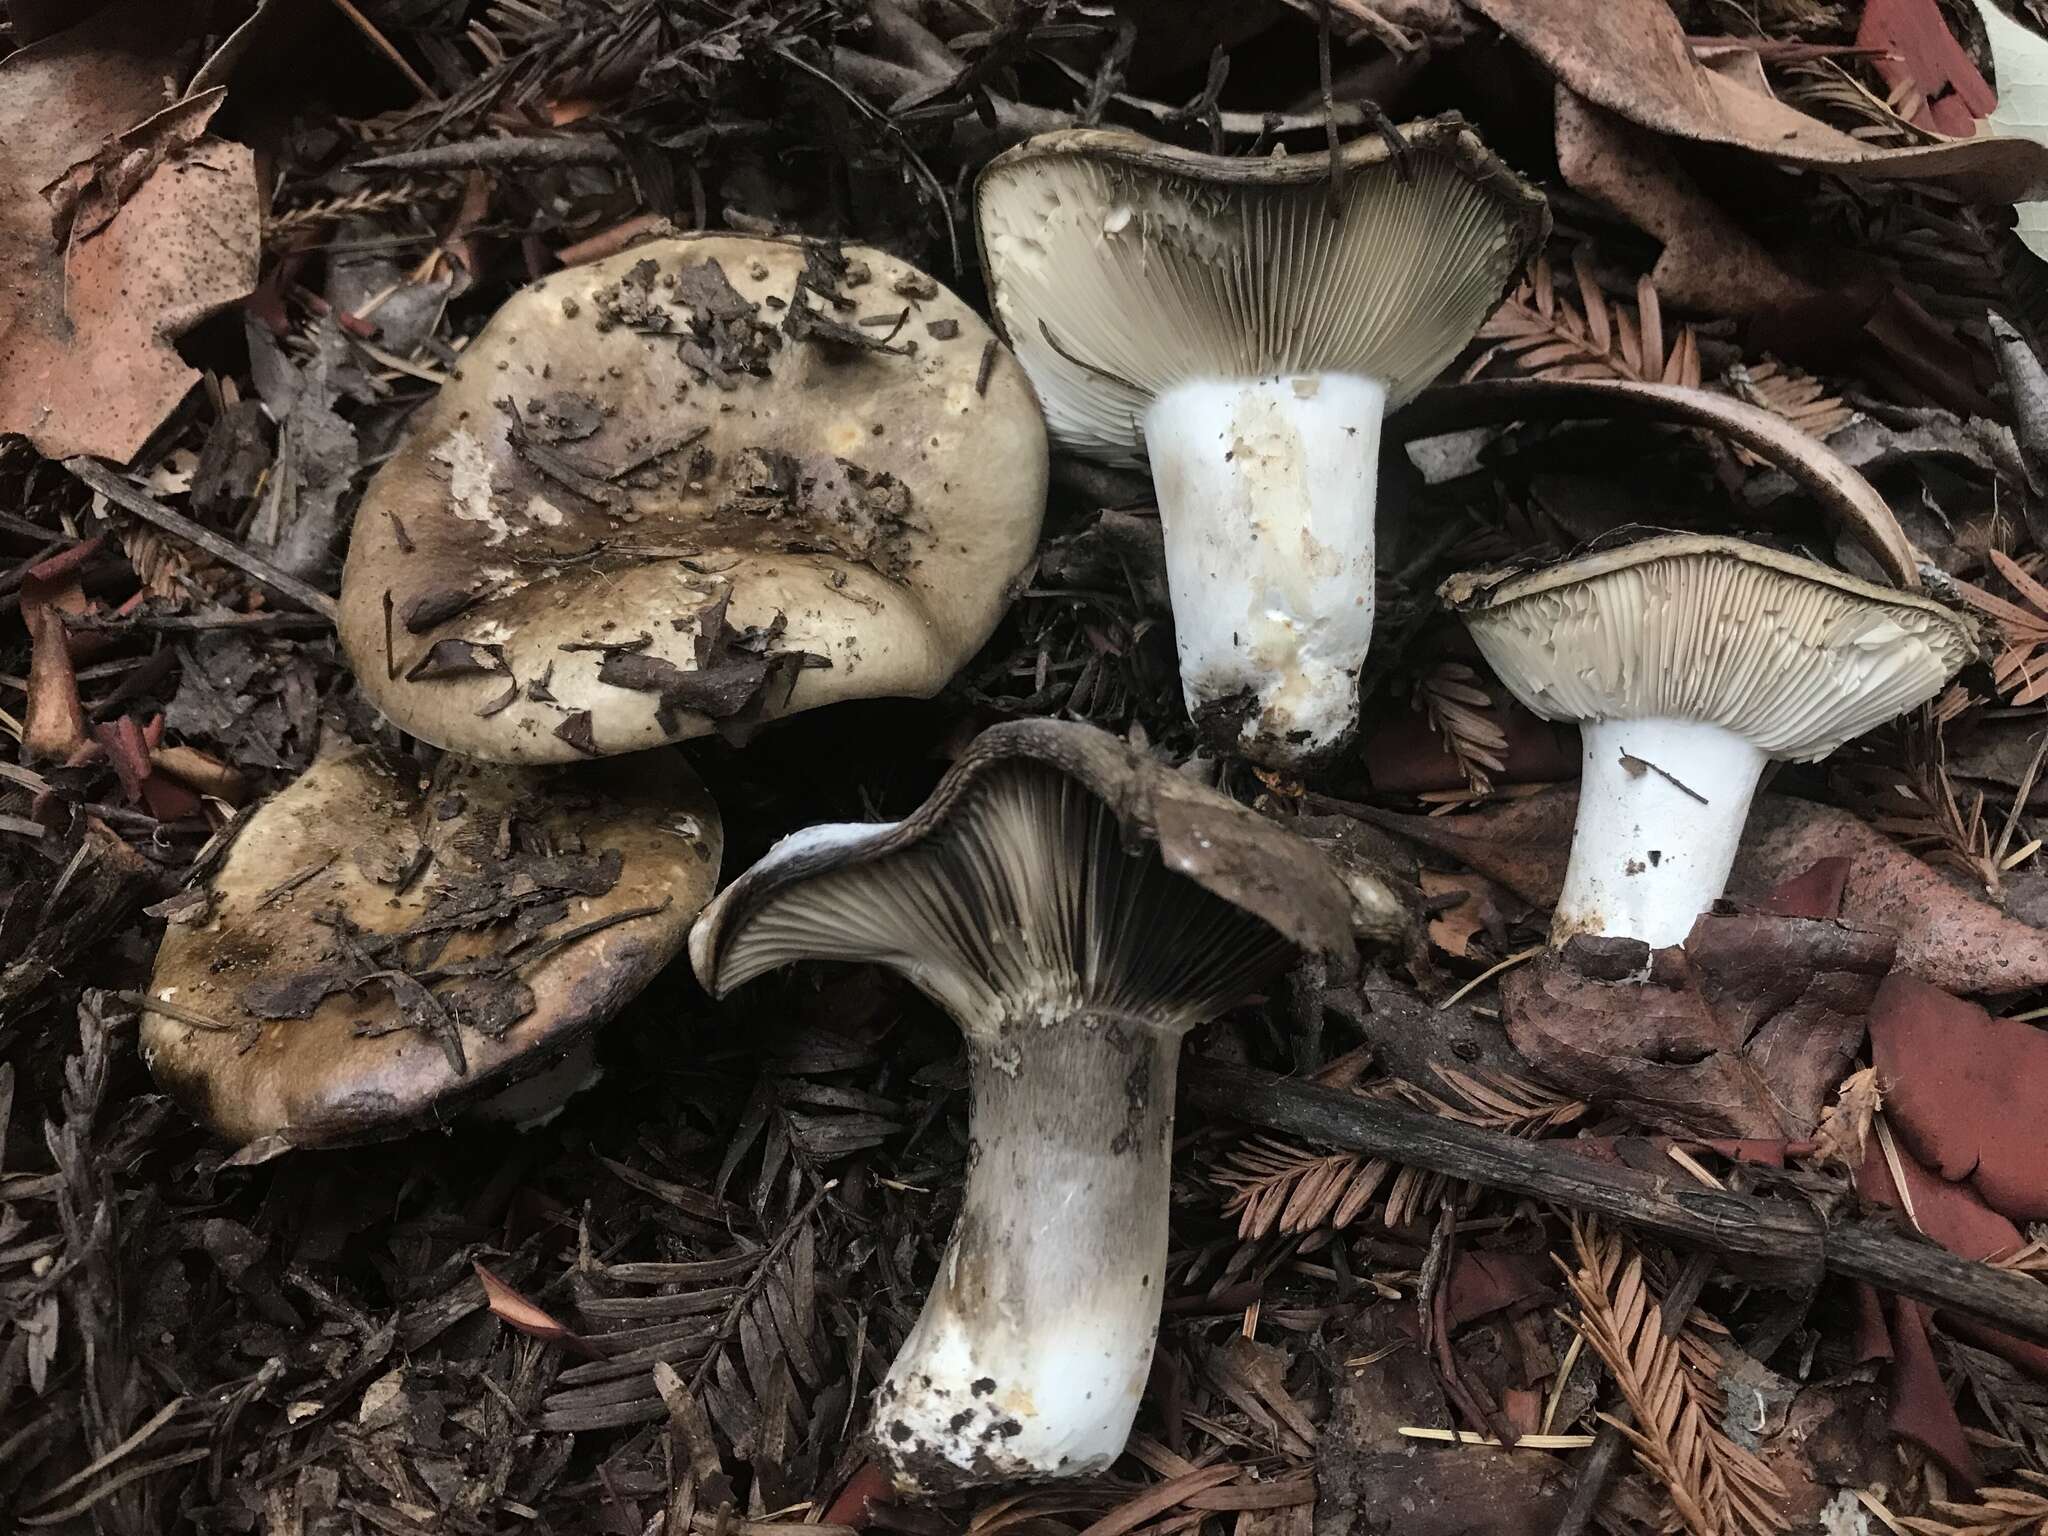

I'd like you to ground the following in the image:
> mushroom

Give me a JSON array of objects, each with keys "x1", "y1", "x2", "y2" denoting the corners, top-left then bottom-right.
[
  {"x1": 338, "y1": 236, "x2": 1047, "y2": 762},
  {"x1": 1440, "y1": 533, "x2": 1977, "y2": 949},
  {"x1": 143, "y1": 745, "x2": 720, "y2": 1150},
  {"x1": 975, "y1": 119, "x2": 1547, "y2": 765},
  {"x1": 688, "y1": 720, "x2": 1356, "y2": 1488}
]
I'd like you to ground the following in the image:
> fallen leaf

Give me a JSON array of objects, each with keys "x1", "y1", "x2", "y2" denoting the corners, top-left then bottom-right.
[
  {"x1": 1810, "y1": 1065, "x2": 1882, "y2": 1173},
  {"x1": 1354, "y1": 787, "x2": 2048, "y2": 994},
  {"x1": 1868, "y1": 976, "x2": 2048, "y2": 1223},
  {"x1": 22, "y1": 603, "x2": 86, "y2": 764},
  {"x1": 1464, "y1": 0, "x2": 2048, "y2": 201},
  {"x1": 474, "y1": 1262, "x2": 601, "y2": 1358},
  {"x1": 1500, "y1": 906, "x2": 1894, "y2": 1138},
  {"x1": 1423, "y1": 870, "x2": 1500, "y2": 958},
  {"x1": 1552, "y1": 87, "x2": 1821, "y2": 315},
  {"x1": 0, "y1": 1, "x2": 260, "y2": 460}
]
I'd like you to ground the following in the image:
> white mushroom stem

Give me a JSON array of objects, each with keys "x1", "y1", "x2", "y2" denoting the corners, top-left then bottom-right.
[
  {"x1": 1555, "y1": 717, "x2": 1770, "y2": 950},
  {"x1": 875, "y1": 1019, "x2": 1181, "y2": 1489},
  {"x1": 1142, "y1": 374, "x2": 1385, "y2": 765}
]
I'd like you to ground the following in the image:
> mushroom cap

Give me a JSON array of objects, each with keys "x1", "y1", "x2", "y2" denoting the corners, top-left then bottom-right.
[
  {"x1": 1439, "y1": 533, "x2": 1979, "y2": 762},
  {"x1": 338, "y1": 236, "x2": 1048, "y2": 762},
  {"x1": 143, "y1": 746, "x2": 720, "y2": 1149},
  {"x1": 975, "y1": 117, "x2": 1549, "y2": 466},
  {"x1": 690, "y1": 718, "x2": 1356, "y2": 1022}
]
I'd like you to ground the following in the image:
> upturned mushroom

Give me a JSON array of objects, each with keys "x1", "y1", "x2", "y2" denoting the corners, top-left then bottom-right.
[
  {"x1": 143, "y1": 745, "x2": 720, "y2": 1151},
  {"x1": 689, "y1": 720, "x2": 1355, "y2": 1488},
  {"x1": 338, "y1": 235, "x2": 1047, "y2": 762},
  {"x1": 975, "y1": 119, "x2": 1547, "y2": 765},
  {"x1": 1441, "y1": 533, "x2": 1976, "y2": 949}
]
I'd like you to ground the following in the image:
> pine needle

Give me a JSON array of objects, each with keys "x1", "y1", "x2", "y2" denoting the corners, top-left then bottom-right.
[
  {"x1": 1559, "y1": 1219, "x2": 1789, "y2": 1536},
  {"x1": 1468, "y1": 252, "x2": 1701, "y2": 388},
  {"x1": 1897, "y1": 1471, "x2": 2048, "y2": 1535}
]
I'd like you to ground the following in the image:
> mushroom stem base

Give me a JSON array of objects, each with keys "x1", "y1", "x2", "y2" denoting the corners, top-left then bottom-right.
[
  {"x1": 872, "y1": 1014, "x2": 1180, "y2": 1491},
  {"x1": 1554, "y1": 717, "x2": 1768, "y2": 950},
  {"x1": 1144, "y1": 374, "x2": 1385, "y2": 768}
]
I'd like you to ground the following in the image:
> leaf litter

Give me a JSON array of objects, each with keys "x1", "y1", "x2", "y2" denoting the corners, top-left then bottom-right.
[{"x1": 11, "y1": 2, "x2": 2048, "y2": 1536}]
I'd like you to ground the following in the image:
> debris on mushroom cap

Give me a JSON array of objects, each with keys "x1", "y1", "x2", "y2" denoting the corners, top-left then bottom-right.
[
  {"x1": 691, "y1": 717, "x2": 1359, "y2": 1007},
  {"x1": 1440, "y1": 533, "x2": 1979, "y2": 762},
  {"x1": 143, "y1": 746, "x2": 721, "y2": 1152},
  {"x1": 975, "y1": 117, "x2": 1549, "y2": 467},
  {"x1": 337, "y1": 236, "x2": 1048, "y2": 763}
]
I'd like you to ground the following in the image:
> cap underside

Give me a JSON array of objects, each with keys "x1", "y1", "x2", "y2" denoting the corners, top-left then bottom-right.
[
  {"x1": 703, "y1": 758, "x2": 1298, "y2": 1032},
  {"x1": 1455, "y1": 539, "x2": 1974, "y2": 761},
  {"x1": 977, "y1": 128, "x2": 1543, "y2": 465}
]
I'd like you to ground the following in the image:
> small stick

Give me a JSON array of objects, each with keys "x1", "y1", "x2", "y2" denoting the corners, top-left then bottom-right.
[
  {"x1": 1181, "y1": 1063, "x2": 2048, "y2": 1344},
  {"x1": 65, "y1": 460, "x2": 339, "y2": 623}
]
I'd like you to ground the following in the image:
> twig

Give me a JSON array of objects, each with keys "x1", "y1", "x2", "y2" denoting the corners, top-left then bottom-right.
[
  {"x1": 323, "y1": 0, "x2": 440, "y2": 102},
  {"x1": 64, "y1": 460, "x2": 340, "y2": 622},
  {"x1": 1180, "y1": 1063, "x2": 2048, "y2": 1343},
  {"x1": 357, "y1": 136, "x2": 625, "y2": 172}
]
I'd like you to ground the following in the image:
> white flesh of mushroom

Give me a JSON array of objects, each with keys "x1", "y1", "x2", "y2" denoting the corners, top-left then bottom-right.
[
  {"x1": 1449, "y1": 537, "x2": 1976, "y2": 949},
  {"x1": 691, "y1": 764, "x2": 1298, "y2": 1487},
  {"x1": 976, "y1": 132, "x2": 1538, "y2": 765},
  {"x1": 1145, "y1": 374, "x2": 1385, "y2": 761},
  {"x1": 1561, "y1": 718, "x2": 1769, "y2": 950},
  {"x1": 469, "y1": 1038, "x2": 603, "y2": 1129}
]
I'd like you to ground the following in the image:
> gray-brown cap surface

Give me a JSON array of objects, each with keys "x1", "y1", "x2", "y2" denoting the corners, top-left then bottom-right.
[
  {"x1": 144, "y1": 746, "x2": 720, "y2": 1151},
  {"x1": 338, "y1": 235, "x2": 1047, "y2": 762}
]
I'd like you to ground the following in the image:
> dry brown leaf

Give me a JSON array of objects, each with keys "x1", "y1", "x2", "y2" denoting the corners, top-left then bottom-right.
[
  {"x1": 0, "y1": 3, "x2": 260, "y2": 460},
  {"x1": 1810, "y1": 1066, "x2": 1884, "y2": 1172},
  {"x1": 474, "y1": 1262, "x2": 600, "y2": 1358},
  {"x1": 1352, "y1": 786, "x2": 2048, "y2": 994},
  {"x1": 1553, "y1": 87, "x2": 1820, "y2": 317},
  {"x1": 1423, "y1": 870, "x2": 1495, "y2": 957},
  {"x1": 1465, "y1": 0, "x2": 2048, "y2": 201}
]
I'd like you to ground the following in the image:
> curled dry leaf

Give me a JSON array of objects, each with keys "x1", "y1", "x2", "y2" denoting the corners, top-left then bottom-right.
[
  {"x1": 1809, "y1": 1065, "x2": 1883, "y2": 1173},
  {"x1": 474, "y1": 1262, "x2": 600, "y2": 1358},
  {"x1": 1552, "y1": 88, "x2": 1820, "y2": 317},
  {"x1": 1500, "y1": 909, "x2": 1894, "y2": 1139},
  {"x1": 0, "y1": 3, "x2": 260, "y2": 460}
]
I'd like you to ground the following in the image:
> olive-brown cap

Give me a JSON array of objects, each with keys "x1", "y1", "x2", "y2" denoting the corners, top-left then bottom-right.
[
  {"x1": 338, "y1": 235, "x2": 1048, "y2": 762},
  {"x1": 142, "y1": 746, "x2": 720, "y2": 1151}
]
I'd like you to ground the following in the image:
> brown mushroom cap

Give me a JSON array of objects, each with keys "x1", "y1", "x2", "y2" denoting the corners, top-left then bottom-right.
[
  {"x1": 143, "y1": 746, "x2": 720, "y2": 1150},
  {"x1": 338, "y1": 235, "x2": 1048, "y2": 762}
]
